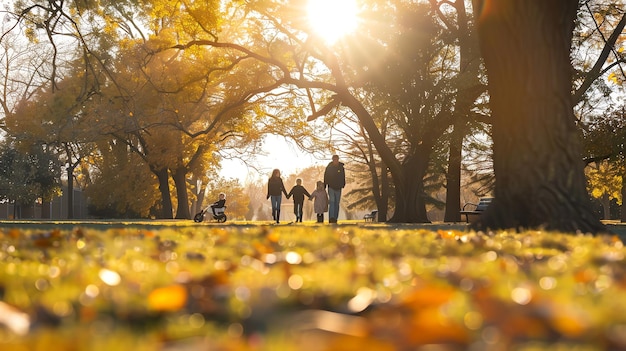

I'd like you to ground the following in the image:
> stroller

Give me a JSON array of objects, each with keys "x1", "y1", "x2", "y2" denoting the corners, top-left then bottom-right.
[{"x1": 193, "y1": 205, "x2": 227, "y2": 223}]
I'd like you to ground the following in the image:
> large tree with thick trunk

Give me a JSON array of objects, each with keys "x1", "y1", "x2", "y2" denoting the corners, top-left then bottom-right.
[{"x1": 472, "y1": 0, "x2": 606, "y2": 233}]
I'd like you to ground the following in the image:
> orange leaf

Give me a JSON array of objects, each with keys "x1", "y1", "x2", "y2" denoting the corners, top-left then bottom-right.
[
  {"x1": 142, "y1": 230, "x2": 155, "y2": 238},
  {"x1": 79, "y1": 306, "x2": 98, "y2": 323},
  {"x1": 147, "y1": 284, "x2": 187, "y2": 312},
  {"x1": 574, "y1": 269, "x2": 596, "y2": 283},
  {"x1": 406, "y1": 307, "x2": 470, "y2": 344},
  {"x1": 324, "y1": 334, "x2": 395, "y2": 351},
  {"x1": 253, "y1": 241, "x2": 273, "y2": 255},
  {"x1": 437, "y1": 229, "x2": 455, "y2": 239},
  {"x1": 8, "y1": 229, "x2": 20, "y2": 239},
  {"x1": 484, "y1": 312, "x2": 546, "y2": 339},
  {"x1": 437, "y1": 229, "x2": 464, "y2": 240},
  {"x1": 549, "y1": 308, "x2": 588, "y2": 337},
  {"x1": 402, "y1": 284, "x2": 456, "y2": 309},
  {"x1": 50, "y1": 229, "x2": 62, "y2": 238},
  {"x1": 266, "y1": 232, "x2": 280, "y2": 243}
]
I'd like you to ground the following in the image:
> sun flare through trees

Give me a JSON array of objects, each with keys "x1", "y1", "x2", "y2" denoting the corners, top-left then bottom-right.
[{"x1": 306, "y1": 0, "x2": 359, "y2": 44}]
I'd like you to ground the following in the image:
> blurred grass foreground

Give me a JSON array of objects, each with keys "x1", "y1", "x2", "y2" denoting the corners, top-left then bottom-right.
[{"x1": 1, "y1": 221, "x2": 626, "y2": 350}]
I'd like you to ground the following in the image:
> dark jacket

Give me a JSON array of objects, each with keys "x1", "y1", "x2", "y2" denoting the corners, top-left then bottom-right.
[
  {"x1": 324, "y1": 161, "x2": 346, "y2": 190},
  {"x1": 210, "y1": 199, "x2": 226, "y2": 208},
  {"x1": 267, "y1": 177, "x2": 288, "y2": 198},
  {"x1": 287, "y1": 185, "x2": 311, "y2": 203}
]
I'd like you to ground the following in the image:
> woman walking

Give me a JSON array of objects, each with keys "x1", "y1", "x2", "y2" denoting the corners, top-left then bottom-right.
[{"x1": 266, "y1": 169, "x2": 288, "y2": 224}]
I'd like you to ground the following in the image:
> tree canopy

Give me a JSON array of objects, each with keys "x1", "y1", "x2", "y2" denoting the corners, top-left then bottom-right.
[{"x1": 0, "y1": 0, "x2": 624, "y2": 230}]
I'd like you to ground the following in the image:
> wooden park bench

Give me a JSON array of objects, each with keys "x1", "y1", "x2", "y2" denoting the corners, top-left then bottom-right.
[
  {"x1": 363, "y1": 210, "x2": 378, "y2": 222},
  {"x1": 460, "y1": 197, "x2": 493, "y2": 223}
]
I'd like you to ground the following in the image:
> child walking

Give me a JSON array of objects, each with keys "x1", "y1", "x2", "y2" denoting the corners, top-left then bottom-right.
[
  {"x1": 309, "y1": 181, "x2": 329, "y2": 223},
  {"x1": 287, "y1": 178, "x2": 311, "y2": 223}
]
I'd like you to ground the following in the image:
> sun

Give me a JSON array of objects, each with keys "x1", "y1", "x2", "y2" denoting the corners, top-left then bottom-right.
[{"x1": 306, "y1": 0, "x2": 358, "y2": 45}]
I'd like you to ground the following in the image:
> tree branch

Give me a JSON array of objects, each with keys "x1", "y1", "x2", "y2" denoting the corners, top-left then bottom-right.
[
  {"x1": 573, "y1": 9, "x2": 626, "y2": 103},
  {"x1": 306, "y1": 95, "x2": 341, "y2": 121}
]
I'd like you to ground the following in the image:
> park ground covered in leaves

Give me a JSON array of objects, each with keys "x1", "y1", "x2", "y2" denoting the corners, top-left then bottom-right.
[{"x1": 1, "y1": 222, "x2": 626, "y2": 350}]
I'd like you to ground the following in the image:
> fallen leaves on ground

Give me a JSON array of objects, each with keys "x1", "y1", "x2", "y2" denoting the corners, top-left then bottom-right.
[{"x1": 0, "y1": 224, "x2": 625, "y2": 350}]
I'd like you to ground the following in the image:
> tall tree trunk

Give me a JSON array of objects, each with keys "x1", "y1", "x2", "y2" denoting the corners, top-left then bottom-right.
[
  {"x1": 443, "y1": 0, "x2": 483, "y2": 222},
  {"x1": 600, "y1": 193, "x2": 610, "y2": 220},
  {"x1": 362, "y1": 126, "x2": 388, "y2": 222},
  {"x1": 22, "y1": 204, "x2": 34, "y2": 219},
  {"x1": 413, "y1": 152, "x2": 431, "y2": 223},
  {"x1": 152, "y1": 166, "x2": 173, "y2": 219},
  {"x1": 445, "y1": 123, "x2": 463, "y2": 222},
  {"x1": 368, "y1": 163, "x2": 384, "y2": 221},
  {"x1": 366, "y1": 144, "x2": 383, "y2": 219},
  {"x1": 185, "y1": 145, "x2": 208, "y2": 217},
  {"x1": 473, "y1": 0, "x2": 605, "y2": 233},
  {"x1": 621, "y1": 159, "x2": 626, "y2": 223},
  {"x1": 192, "y1": 177, "x2": 206, "y2": 216},
  {"x1": 389, "y1": 153, "x2": 430, "y2": 223},
  {"x1": 385, "y1": 169, "x2": 409, "y2": 222},
  {"x1": 172, "y1": 166, "x2": 191, "y2": 219},
  {"x1": 64, "y1": 144, "x2": 81, "y2": 219},
  {"x1": 378, "y1": 165, "x2": 390, "y2": 222},
  {"x1": 66, "y1": 165, "x2": 75, "y2": 219},
  {"x1": 41, "y1": 199, "x2": 51, "y2": 219}
]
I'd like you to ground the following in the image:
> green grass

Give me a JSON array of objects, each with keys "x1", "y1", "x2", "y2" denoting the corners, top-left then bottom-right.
[{"x1": 0, "y1": 221, "x2": 625, "y2": 350}]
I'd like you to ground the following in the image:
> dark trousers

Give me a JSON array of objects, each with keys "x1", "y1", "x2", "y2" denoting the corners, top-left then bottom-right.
[
  {"x1": 316, "y1": 213, "x2": 324, "y2": 223},
  {"x1": 273, "y1": 209, "x2": 281, "y2": 223},
  {"x1": 294, "y1": 201, "x2": 304, "y2": 222}
]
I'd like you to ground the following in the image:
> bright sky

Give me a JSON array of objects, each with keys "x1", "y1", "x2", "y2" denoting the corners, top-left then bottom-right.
[
  {"x1": 219, "y1": 135, "x2": 324, "y2": 183},
  {"x1": 222, "y1": 0, "x2": 362, "y2": 182}
]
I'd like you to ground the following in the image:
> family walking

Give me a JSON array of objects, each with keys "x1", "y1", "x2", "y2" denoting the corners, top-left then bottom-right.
[{"x1": 266, "y1": 155, "x2": 345, "y2": 224}]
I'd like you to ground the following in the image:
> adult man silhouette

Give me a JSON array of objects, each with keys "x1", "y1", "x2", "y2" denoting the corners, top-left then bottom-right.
[{"x1": 324, "y1": 155, "x2": 345, "y2": 223}]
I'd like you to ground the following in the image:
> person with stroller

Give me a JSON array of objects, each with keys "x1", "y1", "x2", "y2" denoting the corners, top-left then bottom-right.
[
  {"x1": 267, "y1": 169, "x2": 288, "y2": 224},
  {"x1": 287, "y1": 178, "x2": 311, "y2": 223},
  {"x1": 193, "y1": 192, "x2": 227, "y2": 222},
  {"x1": 309, "y1": 180, "x2": 329, "y2": 223},
  {"x1": 210, "y1": 193, "x2": 226, "y2": 216}
]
